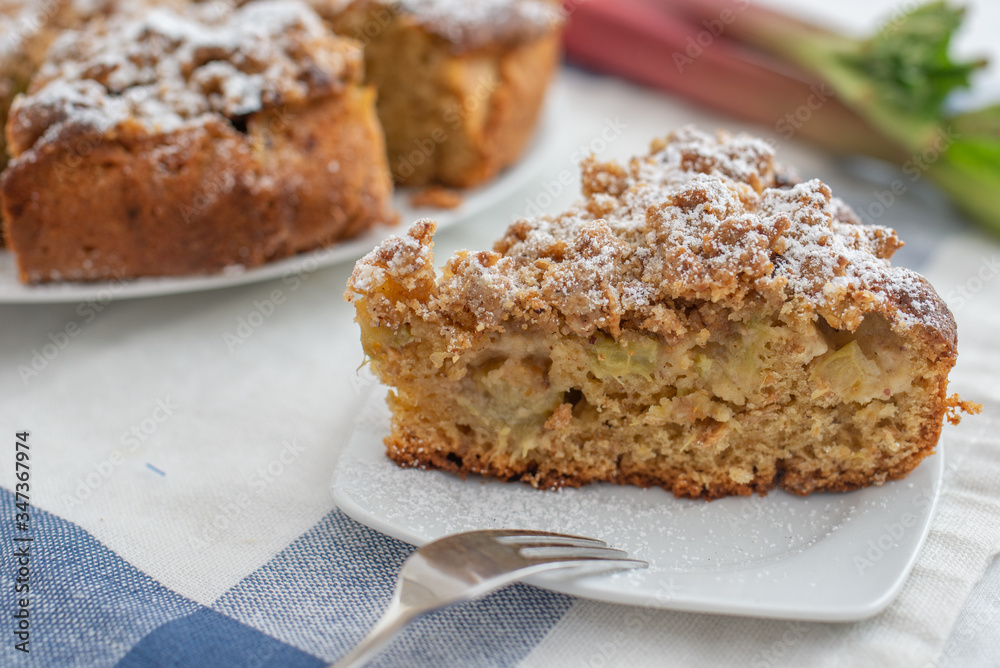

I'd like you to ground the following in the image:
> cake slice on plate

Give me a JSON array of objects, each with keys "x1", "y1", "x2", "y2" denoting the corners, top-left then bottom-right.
[{"x1": 346, "y1": 127, "x2": 976, "y2": 500}]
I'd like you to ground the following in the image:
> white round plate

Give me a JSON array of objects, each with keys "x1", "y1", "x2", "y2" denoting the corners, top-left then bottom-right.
[
  {"x1": 332, "y1": 391, "x2": 942, "y2": 621},
  {"x1": 0, "y1": 92, "x2": 564, "y2": 304}
]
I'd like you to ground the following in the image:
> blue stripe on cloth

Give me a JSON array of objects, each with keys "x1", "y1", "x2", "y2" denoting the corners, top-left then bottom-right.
[
  {"x1": 115, "y1": 608, "x2": 323, "y2": 668},
  {"x1": 213, "y1": 509, "x2": 575, "y2": 667},
  {"x1": 0, "y1": 487, "x2": 199, "y2": 667}
]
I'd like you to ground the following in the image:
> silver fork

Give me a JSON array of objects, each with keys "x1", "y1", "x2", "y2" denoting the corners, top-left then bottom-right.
[{"x1": 330, "y1": 529, "x2": 647, "y2": 668}]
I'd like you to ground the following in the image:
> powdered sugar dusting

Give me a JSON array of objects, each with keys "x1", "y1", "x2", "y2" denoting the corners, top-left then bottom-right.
[
  {"x1": 9, "y1": 0, "x2": 360, "y2": 154},
  {"x1": 350, "y1": 127, "x2": 955, "y2": 349},
  {"x1": 349, "y1": 219, "x2": 436, "y2": 293},
  {"x1": 307, "y1": 0, "x2": 561, "y2": 51},
  {"x1": 394, "y1": 0, "x2": 563, "y2": 47}
]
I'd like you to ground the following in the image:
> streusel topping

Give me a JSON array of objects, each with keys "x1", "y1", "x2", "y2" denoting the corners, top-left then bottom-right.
[
  {"x1": 348, "y1": 127, "x2": 955, "y2": 347},
  {"x1": 7, "y1": 0, "x2": 361, "y2": 157}
]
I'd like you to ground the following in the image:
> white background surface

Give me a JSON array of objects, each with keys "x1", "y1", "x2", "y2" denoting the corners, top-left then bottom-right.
[{"x1": 1, "y1": 0, "x2": 999, "y2": 664}]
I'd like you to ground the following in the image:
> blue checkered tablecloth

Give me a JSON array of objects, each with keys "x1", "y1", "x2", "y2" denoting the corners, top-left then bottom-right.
[{"x1": 0, "y1": 490, "x2": 572, "y2": 666}]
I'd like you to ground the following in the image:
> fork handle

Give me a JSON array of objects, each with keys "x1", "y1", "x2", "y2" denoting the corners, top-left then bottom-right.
[{"x1": 329, "y1": 598, "x2": 420, "y2": 668}]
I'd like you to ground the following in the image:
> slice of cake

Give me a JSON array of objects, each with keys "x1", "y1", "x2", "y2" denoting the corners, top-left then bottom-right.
[
  {"x1": 322, "y1": 0, "x2": 563, "y2": 187},
  {"x1": 346, "y1": 127, "x2": 977, "y2": 500},
  {"x1": 1, "y1": 0, "x2": 394, "y2": 282}
]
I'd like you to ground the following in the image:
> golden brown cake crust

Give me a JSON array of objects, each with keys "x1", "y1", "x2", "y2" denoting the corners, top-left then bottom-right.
[
  {"x1": 1, "y1": 1, "x2": 395, "y2": 282},
  {"x1": 348, "y1": 128, "x2": 975, "y2": 500}
]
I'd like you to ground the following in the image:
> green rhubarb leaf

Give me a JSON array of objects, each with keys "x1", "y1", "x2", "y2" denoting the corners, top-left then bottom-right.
[
  {"x1": 843, "y1": 4, "x2": 1000, "y2": 229},
  {"x1": 718, "y1": 0, "x2": 1000, "y2": 230},
  {"x1": 842, "y1": 2, "x2": 985, "y2": 120},
  {"x1": 751, "y1": 2, "x2": 986, "y2": 153}
]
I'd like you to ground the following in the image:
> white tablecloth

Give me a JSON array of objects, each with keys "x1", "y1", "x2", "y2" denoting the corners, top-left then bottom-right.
[{"x1": 2, "y1": 0, "x2": 999, "y2": 663}]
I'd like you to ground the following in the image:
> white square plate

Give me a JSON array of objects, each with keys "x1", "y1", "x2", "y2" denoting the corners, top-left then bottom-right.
[{"x1": 332, "y1": 392, "x2": 941, "y2": 621}]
